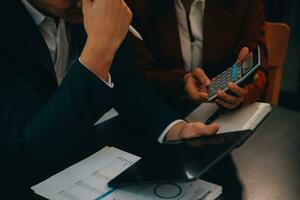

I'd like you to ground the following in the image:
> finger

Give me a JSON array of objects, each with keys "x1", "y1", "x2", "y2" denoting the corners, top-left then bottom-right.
[
  {"x1": 228, "y1": 82, "x2": 247, "y2": 97},
  {"x1": 180, "y1": 123, "x2": 198, "y2": 139},
  {"x1": 123, "y1": 1, "x2": 133, "y2": 21},
  {"x1": 254, "y1": 73, "x2": 260, "y2": 83},
  {"x1": 216, "y1": 99, "x2": 240, "y2": 110},
  {"x1": 217, "y1": 90, "x2": 243, "y2": 104},
  {"x1": 193, "y1": 68, "x2": 211, "y2": 86},
  {"x1": 235, "y1": 47, "x2": 249, "y2": 64},
  {"x1": 121, "y1": 1, "x2": 132, "y2": 26},
  {"x1": 185, "y1": 75, "x2": 199, "y2": 99},
  {"x1": 81, "y1": 0, "x2": 91, "y2": 8},
  {"x1": 198, "y1": 84, "x2": 208, "y2": 93},
  {"x1": 192, "y1": 122, "x2": 219, "y2": 136},
  {"x1": 185, "y1": 75, "x2": 208, "y2": 101},
  {"x1": 180, "y1": 123, "x2": 219, "y2": 139}
]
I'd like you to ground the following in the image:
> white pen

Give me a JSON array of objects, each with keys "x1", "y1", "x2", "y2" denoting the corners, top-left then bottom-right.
[{"x1": 129, "y1": 25, "x2": 143, "y2": 40}]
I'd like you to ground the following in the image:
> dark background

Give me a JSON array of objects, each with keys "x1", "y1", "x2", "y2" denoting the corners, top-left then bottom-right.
[{"x1": 264, "y1": 0, "x2": 300, "y2": 111}]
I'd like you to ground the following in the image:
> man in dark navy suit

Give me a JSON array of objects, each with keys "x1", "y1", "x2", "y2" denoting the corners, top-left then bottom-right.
[{"x1": 0, "y1": 0, "x2": 219, "y2": 198}]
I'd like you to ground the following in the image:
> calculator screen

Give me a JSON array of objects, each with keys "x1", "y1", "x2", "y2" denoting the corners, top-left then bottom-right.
[{"x1": 241, "y1": 52, "x2": 254, "y2": 75}]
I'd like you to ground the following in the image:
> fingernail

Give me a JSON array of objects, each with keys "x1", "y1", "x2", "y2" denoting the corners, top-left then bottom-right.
[{"x1": 206, "y1": 80, "x2": 211, "y2": 85}]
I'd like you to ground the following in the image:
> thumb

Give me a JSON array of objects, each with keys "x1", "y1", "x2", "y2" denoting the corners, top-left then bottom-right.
[{"x1": 235, "y1": 47, "x2": 249, "y2": 64}]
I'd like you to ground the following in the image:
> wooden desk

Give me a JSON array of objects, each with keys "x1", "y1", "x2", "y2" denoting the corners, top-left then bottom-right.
[
  {"x1": 213, "y1": 106, "x2": 300, "y2": 199},
  {"x1": 233, "y1": 106, "x2": 300, "y2": 199},
  {"x1": 30, "y1": 106, "x2": 300, "y2": 200}
]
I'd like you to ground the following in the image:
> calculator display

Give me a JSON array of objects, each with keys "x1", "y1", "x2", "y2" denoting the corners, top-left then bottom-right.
[
  {"x1": 241, "y1": 52, "x2": 254, "y2": 75},
  {"x1": 208, "y1": 47, "x2": 261, "y2": 101}
]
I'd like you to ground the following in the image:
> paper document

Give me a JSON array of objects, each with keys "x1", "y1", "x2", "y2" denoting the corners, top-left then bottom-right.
[
  {"x1": 32, "y1": 146, "x2": 222, "y2": 200},
  {"x1": 100, "y1": 179, "x2": 222, "y2": 200},
  {"x1": 186, "y1": 102, "x2": 271, "y2": 134},
  {"x1": 31, "y1": 147, "x2": 140, "y2": 200}
]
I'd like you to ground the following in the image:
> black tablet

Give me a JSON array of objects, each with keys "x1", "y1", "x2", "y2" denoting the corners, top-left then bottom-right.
[{"x1": 108, "y1": 130, "x2": 253, "y2": 187}]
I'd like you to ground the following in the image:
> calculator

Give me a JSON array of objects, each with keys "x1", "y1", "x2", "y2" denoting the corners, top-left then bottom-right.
[{"x1": 208, "y1": 46, "x2": 261, "y2": 101}]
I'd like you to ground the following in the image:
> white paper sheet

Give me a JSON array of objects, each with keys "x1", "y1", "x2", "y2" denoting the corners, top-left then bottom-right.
[
  {"x1": 31, "y1": 146, "x2": 140, "y2": 200},
  {"x1": 99, "y1": 179, "x2": 222, "y2": 200}
]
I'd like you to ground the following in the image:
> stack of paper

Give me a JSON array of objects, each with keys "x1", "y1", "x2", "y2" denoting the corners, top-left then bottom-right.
[{"x1": 31, "y1": 146, "x2": 222, "y2": 200}]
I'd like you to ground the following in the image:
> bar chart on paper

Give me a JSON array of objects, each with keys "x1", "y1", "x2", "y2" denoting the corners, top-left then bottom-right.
[{"x1": 31, "y1": 147, "x2": 141, "y2": 200}]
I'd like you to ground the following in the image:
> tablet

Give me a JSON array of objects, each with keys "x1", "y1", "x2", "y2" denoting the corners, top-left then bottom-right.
[{"x1": 108, "y1": 130, "x2": 253, "y2": 187}]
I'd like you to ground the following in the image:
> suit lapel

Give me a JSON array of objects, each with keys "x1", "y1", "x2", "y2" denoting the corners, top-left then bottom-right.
[
  {"x1": 25, "y1": 24, "x2": 57, "y2": 83},
  {"x1": 10, "y1": 0, "x2": 56, "y2": 77},
  {"x1": 5, "y1": 0, "x2": 58, "y2": 101}
]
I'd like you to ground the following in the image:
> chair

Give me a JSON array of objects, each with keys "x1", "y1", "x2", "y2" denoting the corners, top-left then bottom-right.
[{"x1": 264, "y1": 22, "x2": 290, "y2": 105}]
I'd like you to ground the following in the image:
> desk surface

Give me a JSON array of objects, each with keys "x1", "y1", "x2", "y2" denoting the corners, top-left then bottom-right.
[
  {"x1": 101, "y1": 106, "x2": 300, "y2": 200},
  {"x1": 30, "y1": 106, "x2": 300, "y2": 200},
  {"x1": 224, "y1": 106, "x2": 300, "y2": 200}
]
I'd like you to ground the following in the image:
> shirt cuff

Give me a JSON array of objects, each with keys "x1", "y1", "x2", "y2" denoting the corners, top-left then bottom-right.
[
  {"x1": 157, "y1": 119, "x2": 186, "y2": 143},
  {"x1": 78, "y1": 58, "x2": 114, "y2": 88}
]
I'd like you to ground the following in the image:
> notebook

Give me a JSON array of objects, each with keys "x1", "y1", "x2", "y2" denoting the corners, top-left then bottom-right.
[{"x1": 186, "y1": 102, "x2": 272, "y2": 134}]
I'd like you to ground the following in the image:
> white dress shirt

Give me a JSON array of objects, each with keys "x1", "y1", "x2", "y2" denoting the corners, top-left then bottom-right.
[
  {"x1": 174, "y1": 0, "x2": 205, "y2": 71},
  {"x1": 21, "y1": 0, "x2": 183, "y2": 143}
]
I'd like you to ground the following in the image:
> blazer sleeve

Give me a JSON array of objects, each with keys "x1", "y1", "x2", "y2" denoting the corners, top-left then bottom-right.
[
  {"x1": 0, "y1": 60, "x2": 113, "y2": 167},
  {"x1": 237, "y1": 0, "x2": 269, "y2": 105},
  {"x1": 111, "y1": 40, "x2": 181, "y2": 143}
]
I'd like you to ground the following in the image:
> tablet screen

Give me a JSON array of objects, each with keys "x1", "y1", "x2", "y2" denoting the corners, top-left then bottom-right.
[{"x1": 108, "y1": 130, "x2": 252, "y2": 187}]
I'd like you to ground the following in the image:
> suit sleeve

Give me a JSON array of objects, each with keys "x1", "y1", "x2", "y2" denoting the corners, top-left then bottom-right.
[
  {"x1": 237, "y1": 0, "x2": 269, "y2": 105},
  {"x1": 0, "y1": 60, "x2": 113, "y2": 167},
  {"x1": 111, "y1": 40, "x2": 181, "y2": 143}
]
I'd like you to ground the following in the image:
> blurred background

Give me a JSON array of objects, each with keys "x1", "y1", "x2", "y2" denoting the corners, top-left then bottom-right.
[{"x1": 264, "y1": 0, "x2": 300, "y2": 111}]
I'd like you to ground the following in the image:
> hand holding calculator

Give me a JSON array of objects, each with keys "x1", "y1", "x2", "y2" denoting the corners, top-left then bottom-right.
[{"x1": 208, "y1": 46, "x2": 261, "y2": 101}]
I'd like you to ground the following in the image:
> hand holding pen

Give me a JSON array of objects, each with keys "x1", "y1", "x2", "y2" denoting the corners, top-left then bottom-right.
[{"x1": 80, "y1": 0, "x2": 142, "y2": 79}]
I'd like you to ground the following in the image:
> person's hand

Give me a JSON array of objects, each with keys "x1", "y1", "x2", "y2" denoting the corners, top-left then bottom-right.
[
  {"x1": 166, "y1": 121, "x2": 219, "y2": 142},
  {"x1": 184, "y1": 68, "x2": 211, "y2": 102},
  {"x1": 216, "y1": 83, "x2": 248, "y2": 110},
  {"x1": 80, "y1": 0, "x2": 132, "y2": 80},
  {"x1": 215, "y1": 47, "x2": 250, "y2": 110}
]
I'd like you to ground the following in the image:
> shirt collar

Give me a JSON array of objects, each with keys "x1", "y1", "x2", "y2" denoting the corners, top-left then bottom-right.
[
  {"x1": 21, "y1": 0, "x2": 46, "y2": 26},
  {"x1": 175, "y1": 0, "x2": 205, "y2": 8},
  {"x1": 176, "y1": 0, "x2": 205, "y2": 3}
]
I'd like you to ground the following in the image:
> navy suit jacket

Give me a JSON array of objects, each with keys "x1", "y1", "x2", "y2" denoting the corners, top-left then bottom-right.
[{"x1": 0, "y1": 0, "x2": 180, "y2": 197}]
